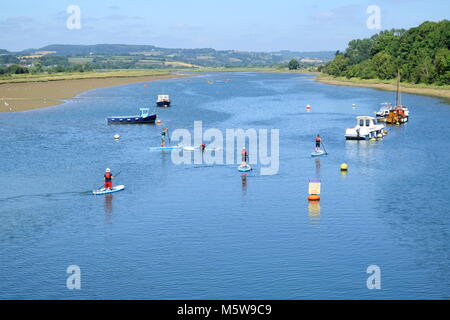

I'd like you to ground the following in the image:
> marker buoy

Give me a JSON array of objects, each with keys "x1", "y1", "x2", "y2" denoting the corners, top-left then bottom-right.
[
  {"x1": 114, "y1": 134, "x2": 120, "y2": 140},
  {"x1": 308, "y1": 194, "x2": 320, "y2": 201},
  {"x1": 306, "y1": 104, "x2": 311, "y2": 111},
  {"x1": 340, "y1": 163, "x2": 348, "y2": 171},
  {"x1": 370, "y1": 137, "x2": 377, "y2": 142},
  {"x1": 383, "y1": 130, "x2": 388, "y2": 135},
  {"x1": 156, "y1": 119, "x2": 161, "y2": 124}
]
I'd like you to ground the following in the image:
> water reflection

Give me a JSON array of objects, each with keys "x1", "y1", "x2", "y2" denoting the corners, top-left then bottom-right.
[
  {"x1": 241, "y1": 174, "x2": 247, "y2": 195},
  {"x1": 315, "y1": 158, "x2": 321, "y2": 178},
  {"x1": 345, "y1": 140, "x2": 376, "y2": 159},
  {"x1": 308, "y1": 200, "x2": 320, "y2": 223},
  {"x1": 104, "y1": 194, "x2": 113, "y2": 224}
]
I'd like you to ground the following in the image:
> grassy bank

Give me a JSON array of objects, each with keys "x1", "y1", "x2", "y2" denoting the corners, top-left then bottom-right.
[
  {"x1": 315, "y1": 74, "x2": 450, "y2": 100},
  {"x1": 190, "y1": 67, "x2": 319, "y2": 74},
  {"x1": 0, "y1": 69, "x2": 175, "y2": 84},
  {"x1": 0, "y1": 67, "x2": 317, "y2": 85}
]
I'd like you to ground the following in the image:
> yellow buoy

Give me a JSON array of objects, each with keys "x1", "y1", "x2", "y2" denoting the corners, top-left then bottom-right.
[
  {"x1": 370, "y1": 137, "x2": 376, "y2": 142},
  {"x1": 340, "y1": 163, "x2": 348, "y2": 171},
  {"x1": 383, "y1": 130, "x2": 388, "y2": 135},
  {"x1": 114, "y1": 134, "x2": 120, "y2": 140}
]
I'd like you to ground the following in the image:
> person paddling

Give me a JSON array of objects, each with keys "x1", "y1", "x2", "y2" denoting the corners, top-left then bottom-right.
[
  {"x1": 201, "y1": 143, "x2": 206, "y2": 152},
  {"x1": 104, "y1": 168, "x2": 114, "y2": 190},
  {"x1": 161, "y1": 128, "x2": 169, "y2": 147},
  {"x1": 315, "y1": 134, "x2": 321, "y2": 152},
  {"x1": 241, "y1": 147, "x2": 248, "y2": 166}
]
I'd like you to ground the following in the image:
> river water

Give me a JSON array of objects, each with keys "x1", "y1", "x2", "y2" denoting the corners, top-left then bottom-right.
[{"x1": 0, "y1": 72, "x2": 448, "y2": 299}]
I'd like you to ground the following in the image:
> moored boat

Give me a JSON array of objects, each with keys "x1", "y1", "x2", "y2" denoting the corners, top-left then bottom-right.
[
  {"x1": 107, "y1": 108, "x2": 157, "y2": 124},
  {"x1": 375, "y1": 103, "x2": 391, "y2": 122},
  {"x1": 386, "y1": 106, "x2": 408, "y2": 124},
  {"x1": 345, "y1": 116, "x2": 385, "y2": 140},
  {"x1": 385, "y1": 69, "x2": 409, "y2": 125},
  {"x1": 156, "y1": 94, "x2": 170, "y2": 108}
]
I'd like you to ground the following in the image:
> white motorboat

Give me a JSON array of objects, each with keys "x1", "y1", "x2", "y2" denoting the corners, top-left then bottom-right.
[{"x1": 345, "y1": 116, "x2": 385, "y2": 140}]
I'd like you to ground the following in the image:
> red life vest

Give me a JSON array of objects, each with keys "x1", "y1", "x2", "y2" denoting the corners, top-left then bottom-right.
[
  {"x1": 316, "y1": 137, "x2": 321, "y2": 142},
  {"x1": 104, "y1": 172, "x2": 112, "y2": 181}
]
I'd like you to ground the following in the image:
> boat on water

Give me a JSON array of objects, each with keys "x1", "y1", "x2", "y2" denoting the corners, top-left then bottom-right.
[
  {"x1": 107, "y1": 108, "x2": 157, "y2": 124},
  {"x1": 377, "y1": 69, "x2": 409, "y2": 125},
  {"x1": 345, "y1": 116, "x2": 385, "y2": 140},
  {"x1": 375, "y1": 103, "x2": 392, "y2": 122},
  {"x1": 156, "y1": 94, "x2": 170, "y2": 108},
  {"x1": 386, "y1": 106, "x2": 409, "y2": 124}
]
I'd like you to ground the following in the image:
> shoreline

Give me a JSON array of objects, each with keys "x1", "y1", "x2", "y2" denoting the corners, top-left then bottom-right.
[
  {"x1": 2, "y1": 69, "x2": 449, "y2": 112},
  {"x1": 0, "y1": 73, "x2": 190, "y2": 112},
  {"x1": 315, "y1": 75, "x2": 450, "y2": 101}
]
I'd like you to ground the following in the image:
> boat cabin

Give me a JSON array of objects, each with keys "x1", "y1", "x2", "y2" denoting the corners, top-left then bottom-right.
[
  {"x1": 345, "y1": 116, "x2": 385, "y2": 140},
  {"x1": 357, "y1": 116, "x2": 378, "y2": 127},
  {"x1": 157, "y1": 95, "x2": 170, "y2": 102},
  {"x1": 140, "y1": 108, "x2": 150, "y2": 117}
]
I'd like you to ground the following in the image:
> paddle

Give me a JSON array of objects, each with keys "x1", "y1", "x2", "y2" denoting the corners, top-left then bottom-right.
[{"x1": 321, "y1": 141, "x2": 329, "y2": 155}]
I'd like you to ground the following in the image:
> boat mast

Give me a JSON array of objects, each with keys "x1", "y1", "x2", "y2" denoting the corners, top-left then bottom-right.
[{"x1": 396, "y1": 68, "x2": 401, "y2": 106}]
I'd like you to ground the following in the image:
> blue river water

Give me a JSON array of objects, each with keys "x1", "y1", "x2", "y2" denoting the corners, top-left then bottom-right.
[{"x1": 0, "y1": 72, "x2": 449, "y2": 299}]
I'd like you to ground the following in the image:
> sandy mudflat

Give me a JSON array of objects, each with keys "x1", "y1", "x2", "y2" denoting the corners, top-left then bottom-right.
[
  {"x1": 315, "y1": 76, "x2": 450, "y2": 101},
  {"x1": 0, "y1": 74, "x2": 188, "y2": 112}
]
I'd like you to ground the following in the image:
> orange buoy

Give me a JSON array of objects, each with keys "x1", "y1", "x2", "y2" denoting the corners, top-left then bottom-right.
[
  {"x1": 308, "y1": 194, "x2": 320, "y2": 201},
  {"x1": 306, "y1": 104, "x2": 311, "y2": 111},
  {"x1": 156, "y1": 119, "x2": 161, "y2": 124}
]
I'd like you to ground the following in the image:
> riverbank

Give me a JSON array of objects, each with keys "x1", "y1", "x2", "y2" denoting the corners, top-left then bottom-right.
[
  {"x1": 191, "y1": 67, "x2": 318, "y2": 74},
  {"x1": 0, "y1": 70, "x2": 189, "y2": 112},
  {"x1": 315, "y1": 75, "x2": 450, "y2": 101}
]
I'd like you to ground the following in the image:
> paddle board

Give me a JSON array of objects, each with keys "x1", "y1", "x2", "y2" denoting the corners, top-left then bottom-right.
[
  {"x1": 149, "y1": 145, "x2": 182, "y2": 150},
  {"x1": 183, "y1": 146, "x2": 200, "y2": 151},
  {"x1": 93, "y1": 185, "x2": 125, "y2": 195},
  {"x1": 238, "y1": 164, "x2": 252, "y2": 172},
  {"x1": 311, "y1": 149, "x2": 327, "y2": 157}
]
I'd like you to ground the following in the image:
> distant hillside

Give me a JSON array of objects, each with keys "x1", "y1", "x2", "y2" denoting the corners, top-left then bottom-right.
[
  {"x1": 322, "y1": 20, "x2": 450, "y2": 85},
  {"x1": 21, "y1": 44, "x2": 333, "y2": 68},
  {"x1": 34, "y1": 44, "x2": 158, "y2": 56},
  {"x1": 0, "y1": 49, "x2": 10, "y2": 54}
]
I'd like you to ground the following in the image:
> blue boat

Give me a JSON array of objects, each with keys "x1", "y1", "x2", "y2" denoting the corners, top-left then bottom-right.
[
  {"x1": 107, "y1": 108, "x2": 157, "y2": 124},
  {"x1": 156, "y1": 94, "x2": 171, "y2": 108}
]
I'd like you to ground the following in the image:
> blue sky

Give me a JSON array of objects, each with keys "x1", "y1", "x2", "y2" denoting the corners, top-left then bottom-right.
[{"x1": 1, "y1": 0, "x2": 449, "y2": 52}]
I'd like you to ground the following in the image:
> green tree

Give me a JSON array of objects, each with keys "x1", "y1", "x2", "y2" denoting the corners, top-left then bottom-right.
[
  {"x1": 371, "y1": 52, "x2": 396, "y2": 79},
  {"x1": 434, "y1": 48, "x2": 450, "y2": 85},
  {"x1": 322, "y1": 20, "x2": 450, "y2": 85},
  {"x1": 288, "y1": 59, "x2": 300, "y2": 70},
  {"x1": 323, "y1": 54, "x2": 350, "y2": 76}
]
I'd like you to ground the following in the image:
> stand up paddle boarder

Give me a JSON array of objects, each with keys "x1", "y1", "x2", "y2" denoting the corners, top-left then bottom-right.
[
  {"x1": 315, "y1": 134, "x2": 321, "y2": 152},
  {"x1": 161, "y1": 128, "x2": 169, "y2": 147},
  {"x1": 104, "y1": 168, "x2": 114, "y2": 190},
  {"x1": 241, "y1": 147, "x2": 248, "y2": 166},
  {"x1": 201, "y1": 143, "x2": 206, "y2": 152}
]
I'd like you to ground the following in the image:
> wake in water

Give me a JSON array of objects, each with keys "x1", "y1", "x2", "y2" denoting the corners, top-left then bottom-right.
[{"x1": 0, "y1": 190, "x2": 92, "y2": 203}]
